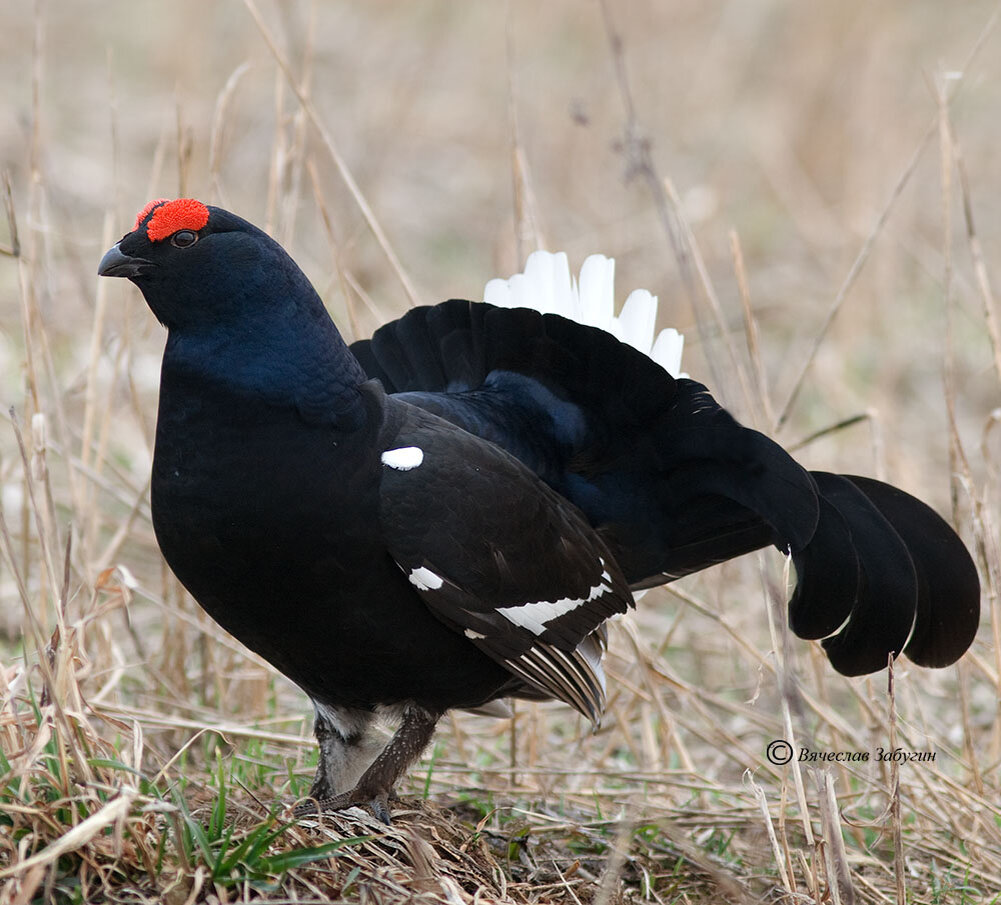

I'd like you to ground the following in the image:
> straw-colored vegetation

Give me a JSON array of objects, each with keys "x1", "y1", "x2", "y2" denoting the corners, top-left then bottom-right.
[{"x1": 1, "y1": 2, "x2": 1000, "y2": 902}]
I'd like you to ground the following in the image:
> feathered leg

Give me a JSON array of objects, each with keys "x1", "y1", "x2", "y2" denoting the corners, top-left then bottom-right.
[
  {"x1": 296, "y1": 704, "x2": 440, "y2": 824},
  {"x1": 304, "y1": 702, "x2": 377, "y2": 801}
]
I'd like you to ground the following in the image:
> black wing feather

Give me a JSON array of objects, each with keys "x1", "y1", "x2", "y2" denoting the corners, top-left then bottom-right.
[{"x1": 377, "y1": 397, "x2": 633, "y2": 721}]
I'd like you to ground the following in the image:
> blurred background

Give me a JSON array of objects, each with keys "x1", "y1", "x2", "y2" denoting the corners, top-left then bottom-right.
[
  {"x1": 1, "y1": 1, "x2": 999, "y2": 901},
  {"x1": 2, "y1": 1, "x2": 999, "y2": 479}
]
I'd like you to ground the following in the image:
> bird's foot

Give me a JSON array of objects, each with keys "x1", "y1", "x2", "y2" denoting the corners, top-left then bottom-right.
[{"x1": 294, "y1": 784, "x2": 398, "y2": 824}]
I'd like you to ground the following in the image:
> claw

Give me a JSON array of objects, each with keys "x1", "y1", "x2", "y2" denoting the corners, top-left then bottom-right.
[{"x1": 370, "y1": 793, "x2": 392, "y2": 825}]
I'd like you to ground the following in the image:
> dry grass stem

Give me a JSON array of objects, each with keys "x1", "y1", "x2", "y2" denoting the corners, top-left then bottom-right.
[{"x1": 242, "y1": 0, "x2": 422, "y2": 308}]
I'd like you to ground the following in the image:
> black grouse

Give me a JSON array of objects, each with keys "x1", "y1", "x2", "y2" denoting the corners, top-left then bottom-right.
[{"x1": 98, "y1": 199, "x2": 980, "y2": 823}]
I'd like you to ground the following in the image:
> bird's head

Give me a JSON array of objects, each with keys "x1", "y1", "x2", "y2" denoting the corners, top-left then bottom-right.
[
  {"x1": 99, "y1": 199, "x2": 367, "y2": 420},
  {"x1": 98, "y1": 199, "x2": 322, "y2": 333}
]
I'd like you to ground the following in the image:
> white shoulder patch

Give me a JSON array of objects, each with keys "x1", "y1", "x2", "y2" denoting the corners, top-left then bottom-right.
[
  {"x1": 408, "y1": 566, "x2": 444, "y2": 591},
  {"x1": 381, "y1": 446, "x2": 424, "y2": 470}
]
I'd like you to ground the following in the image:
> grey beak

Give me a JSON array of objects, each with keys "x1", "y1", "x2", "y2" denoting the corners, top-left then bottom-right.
[{"x1": 98, "y1": 243, "x2": 154, "y2": 278}]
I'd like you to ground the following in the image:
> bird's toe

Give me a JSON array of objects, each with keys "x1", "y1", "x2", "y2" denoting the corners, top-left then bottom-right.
[
  {"x1": 370, "y1": 792, "x2": 393, "y2": 825},
  {"x1": 293, "y1": 784, "x2": 397, "y2": 823}
]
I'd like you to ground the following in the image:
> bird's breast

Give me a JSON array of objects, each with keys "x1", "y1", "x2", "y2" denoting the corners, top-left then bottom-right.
[{"x1": 151, "y1": 388, "x2": 381, "y2": 610}]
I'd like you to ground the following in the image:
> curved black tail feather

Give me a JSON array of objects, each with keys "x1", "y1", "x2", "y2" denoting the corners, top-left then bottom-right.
[{"x1": 840, "y1": 475, "x2": 980, "y2": 669}]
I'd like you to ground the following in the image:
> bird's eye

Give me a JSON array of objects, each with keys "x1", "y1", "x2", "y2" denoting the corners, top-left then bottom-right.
[{"x1": 171, "y1": 230, "x2": 198, "y2": 248}]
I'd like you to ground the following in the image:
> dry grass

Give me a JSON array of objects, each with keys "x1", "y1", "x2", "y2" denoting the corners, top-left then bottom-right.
[{"x1": 2, "y1": 1, "x2": 1001, "y2": 902}]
